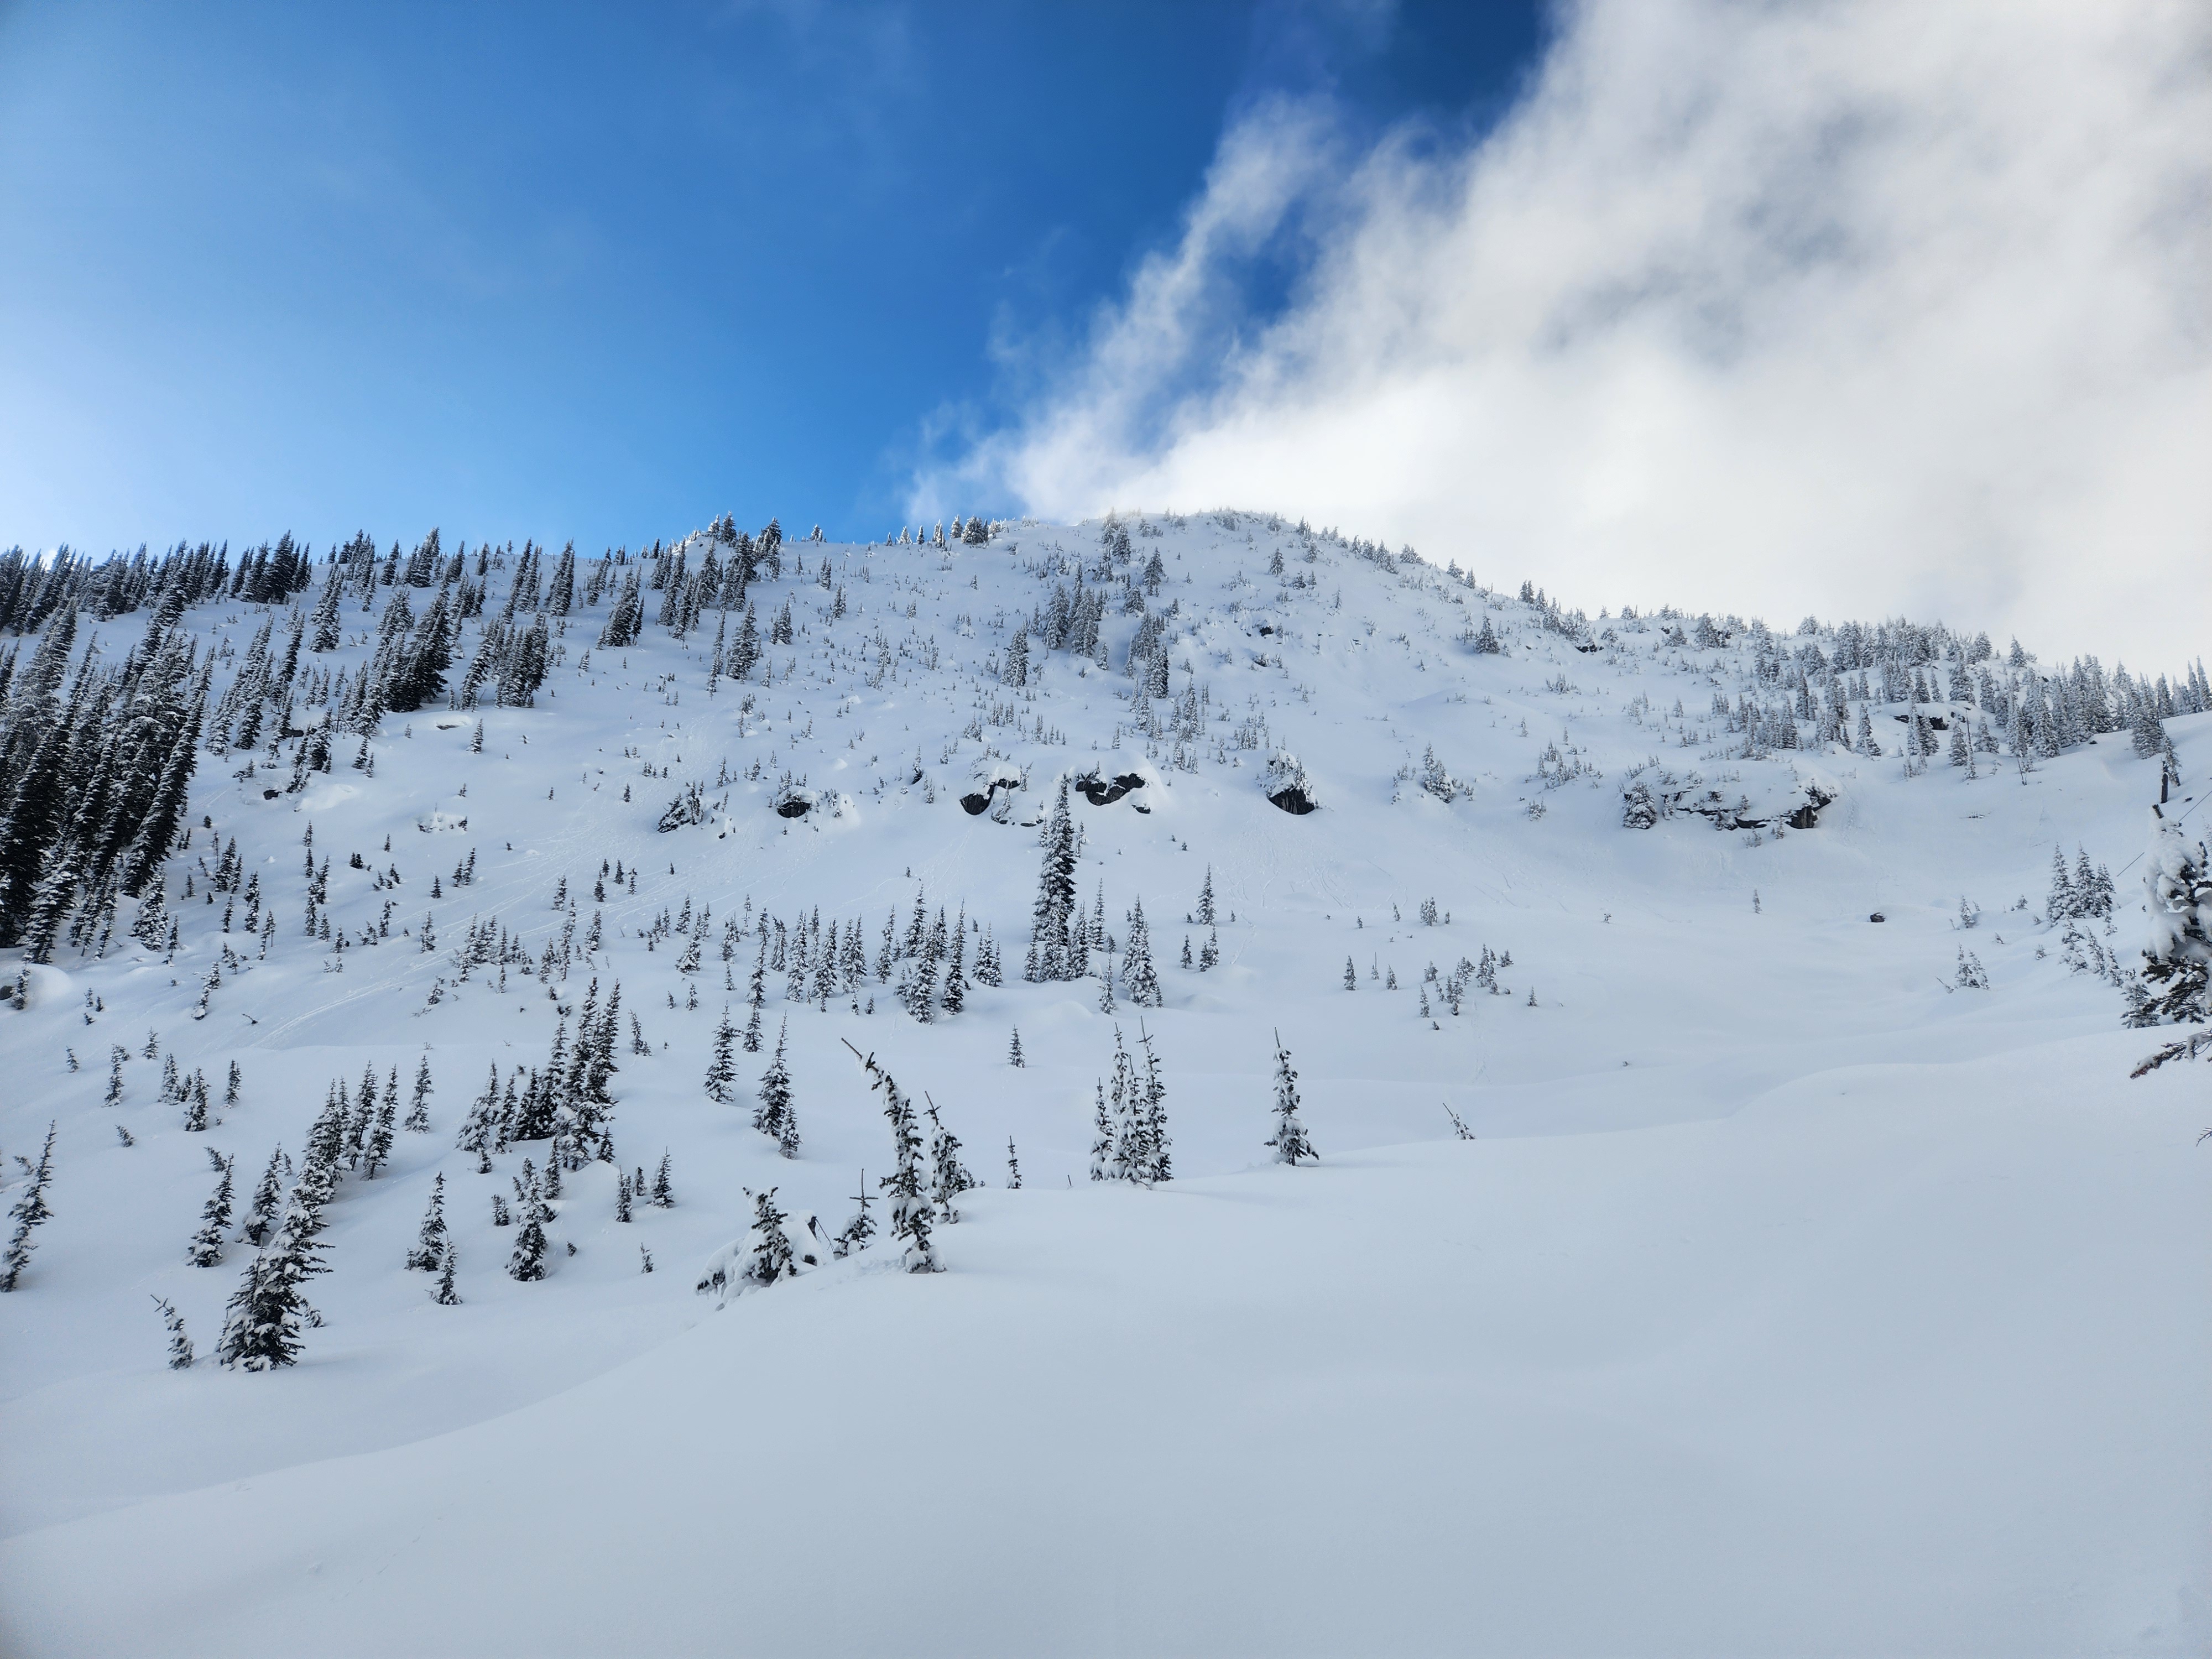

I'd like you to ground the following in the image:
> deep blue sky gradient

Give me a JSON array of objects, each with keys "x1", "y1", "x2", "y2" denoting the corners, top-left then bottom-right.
[{"x1": 0, "y1": 1, "x2": 1542, "y2": 555}]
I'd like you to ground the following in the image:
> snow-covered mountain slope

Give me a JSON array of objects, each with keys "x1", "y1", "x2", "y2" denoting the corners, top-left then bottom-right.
[{"x1": 0, "y1": 515, "x2": 2205, "y2": 1656}]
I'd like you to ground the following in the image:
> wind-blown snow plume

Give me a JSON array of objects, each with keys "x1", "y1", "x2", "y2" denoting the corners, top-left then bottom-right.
[{"x1": 934, "y1": 0, "x2": 2211, "y2": 664}]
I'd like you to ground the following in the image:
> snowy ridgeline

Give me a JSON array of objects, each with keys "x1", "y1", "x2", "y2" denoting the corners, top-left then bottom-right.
[{"x1": 0, "y1": 513, "x2": 2206, "y2": 1656}]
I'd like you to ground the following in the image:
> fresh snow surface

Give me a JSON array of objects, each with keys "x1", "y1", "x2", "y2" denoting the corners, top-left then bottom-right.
[{"x1": 1, "y1": 516, "x2": 2205, "y2": 1657}]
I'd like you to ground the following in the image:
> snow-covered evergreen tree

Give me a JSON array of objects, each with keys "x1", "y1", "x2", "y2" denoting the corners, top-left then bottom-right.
[
  {"x1": 2131, "y1": 700, "x2": 2168, "y2": 759},
  {"x1": 848, "y1": 1042, "x2": 938, "y2": 1272},
  {"x1": 404, "y1": 1057, "x2": 434, "y2": 1133},
  {"x1": 927, "y1": 1102, "x2": 978, "y2": 1223},
  {"x1": 405, "y1": 1172, "x2": 450, "y2": 1271},
  {"x1": 2047, "y1": 844, "x2": 2075, "y2": 920},
  {"x1": 0, "y1": 1119, "x2": 58, "y2": 1301},
  {"x1": 241, "y1": 1145, "x2": 285, "y2": 1248},
  {"x1": 1131, "y1": 1024, "x2": 1172, "y2": 1184},
  {"x1": 905, "y1": 927, "x2": 938, "y2": 1022},
  {"x1": 1265, "y1": 1034, "x2": 1317, "y2": 1165},
  {"x1": 1088, "y1": 1079, "x2": 1113, "y2": 1183},
  {"x1": 705, "y1": 1005, "x2": 739, "y2": 1103},
  {"x1": 186, "y1": 1152, "x2": 236, "y2": 1266},
  {"x1": 833, "y1": 1169, "x2": 875, "y2": 1258},
  {"x1": 153, "y1": 1293, "x2": 194, "y2": 1369},
  {"x1": 1026, "y1": 780, "x2": 1078, "y2": 980},
  {"x1": 363, "y1": 1082, "x2": 397, "y2": 1178},
  {"x1": 215, "y1": 1190, "x2": 328, "y2": 1369},
  {"x1": 507, "y1": 1164, "x2": 551, "y2": 1282},
  {"x1": 754, "y1": 1019, "x2": 796, "y2": 1156},
  {"x1": 456, "y1": 1064, "x2": 502, "y2": 1155},
  {"x1": 941, "y1": 907, "x2": 968, "y2": 1014},
  {"x1": 744, "y1": 940, "x2": 768, "y2": 1051},
  {"x1": 2128, "y1": 808, "x2": 2211, "y2": 1073},
  {"x1": 1123, "y1": 896, "x2": 1161, "y2": 1007},
  {"x1": 738, "y1": 1187, "x2": 797, "y2": 1288},
  {"x1": 0, "y1": 1120, "x2": 58, "y2": 1290},
  {"x1": 2074, "y1": 847, "x2": 2114, "y2": 920},
  {"x1": 181, "y1": 1069, "x2": 210, "y2": 1133}
]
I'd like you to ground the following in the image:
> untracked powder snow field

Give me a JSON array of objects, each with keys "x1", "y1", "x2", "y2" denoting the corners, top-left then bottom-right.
[{"x1": 0, "y1": 515, "x2": 2204, "y2": 1657}]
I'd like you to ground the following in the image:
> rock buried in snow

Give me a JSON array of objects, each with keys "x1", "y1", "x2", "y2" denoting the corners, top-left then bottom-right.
[
  {"x1": 1869, "y1": 912, "x2": 1885, "y2": 923},
  {"x1": 1074, "y1": 769, "x2": 1146, "y2": 807},
  {"x1": 771, "y1": 781, "x2": 817, "y2": 820},
  {"x1": 962, "y1": 759, "x2": 1027, "y2": 817},
  {"x1": 1784, "y1": 787, "x2": 1836, "y2": 830},
  {"x1": 1263, "y1": 749, "x2": 1318, "y2": 815},
  {"x1": 1620, "y1": 773, "x2": 1835, "y2": 832}
]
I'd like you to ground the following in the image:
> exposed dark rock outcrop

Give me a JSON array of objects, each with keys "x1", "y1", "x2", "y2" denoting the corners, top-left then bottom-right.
[{"x1": 1076, "y1": 771, "x2": 1146, "y2": 807}]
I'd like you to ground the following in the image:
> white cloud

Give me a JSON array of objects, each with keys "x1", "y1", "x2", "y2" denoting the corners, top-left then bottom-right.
[{"x1": 931, "y1": 0, "x2": 2212, "y2": 669}]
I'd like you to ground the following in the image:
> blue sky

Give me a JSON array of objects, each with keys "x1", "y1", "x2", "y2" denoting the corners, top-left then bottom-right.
[{"x1": 0, "y1": 1, "x2": 1541, "y2": 555}]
